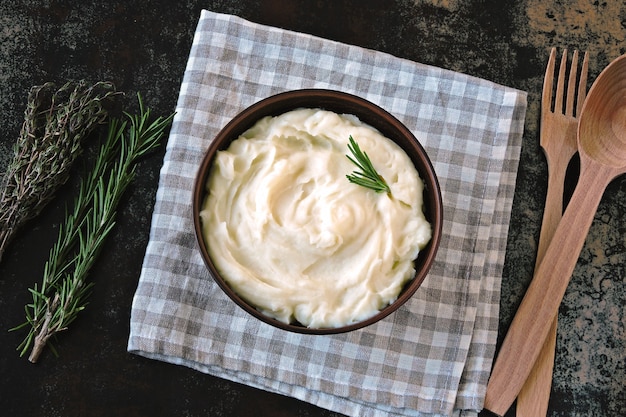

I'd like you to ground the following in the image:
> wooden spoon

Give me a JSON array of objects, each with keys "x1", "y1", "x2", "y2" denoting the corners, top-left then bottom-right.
[{"x1": 483, "y1": 53, "x2": 626, "y2": 416}]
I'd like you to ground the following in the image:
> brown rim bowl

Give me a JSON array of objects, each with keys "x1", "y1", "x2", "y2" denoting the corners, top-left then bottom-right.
[{"x1": 192, "y1": 89, "x2": 443, "y2": 334}]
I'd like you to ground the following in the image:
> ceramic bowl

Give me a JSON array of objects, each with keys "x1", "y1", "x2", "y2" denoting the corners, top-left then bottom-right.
[{"x1": 192, "y1": 89, "x2": 442, "y2": 334}]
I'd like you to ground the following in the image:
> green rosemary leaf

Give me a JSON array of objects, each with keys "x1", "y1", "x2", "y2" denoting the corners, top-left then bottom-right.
[{"x1": 345, "y1": 135, "x2": 391, "y2": 195}]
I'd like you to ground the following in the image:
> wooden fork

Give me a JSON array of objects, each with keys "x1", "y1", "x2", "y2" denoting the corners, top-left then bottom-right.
[{"x1": 515, "y1": 48, "x2": 589, "y2": 416}]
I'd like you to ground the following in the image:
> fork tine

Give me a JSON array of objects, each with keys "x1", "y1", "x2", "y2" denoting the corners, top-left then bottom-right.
[
  {"x1": 543, "y1": 48, "x2": 557, "y2": 113},
  {"x1": 554, "y1": 49, "x2": 568, "y2": 113},
  {"x1": 576, "y1": 51, "x2": 589, "y2": 117},
  {"x1": 565, "y1": 50, "x2": 579, "y2": 116}
]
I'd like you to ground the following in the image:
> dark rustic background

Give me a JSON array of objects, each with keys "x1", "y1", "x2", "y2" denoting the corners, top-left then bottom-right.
[{"x1": 1, "y1": 1, "x2": 624, "y2": 416}]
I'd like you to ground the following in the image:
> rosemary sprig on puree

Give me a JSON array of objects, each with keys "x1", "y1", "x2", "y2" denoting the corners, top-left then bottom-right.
[
  {"x1": 11, "y1": 94, "x2": 174, "y2": 363},
  {"x1": 346, "y1": 135, "x2": 391, "y2": 195}
]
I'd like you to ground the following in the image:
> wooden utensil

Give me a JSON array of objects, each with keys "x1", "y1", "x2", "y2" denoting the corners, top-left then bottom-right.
[
  {"x1": 516, "y1": 48, "x2": 588, "y2": 417},
  {"x1": 484, "y1": 52, "x2": 626, "y2": 416}
]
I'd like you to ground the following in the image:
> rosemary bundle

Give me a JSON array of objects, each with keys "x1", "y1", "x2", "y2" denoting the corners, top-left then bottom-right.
[
  {"x1": 12, "y1": 94, "x2": 174, "y2": 363},
  {"x1": 346, "y1": 135, "x2": 391, "y2": 195},
  {"x1": 0, "y1": 81, "x2": 118, "y2": 263}
]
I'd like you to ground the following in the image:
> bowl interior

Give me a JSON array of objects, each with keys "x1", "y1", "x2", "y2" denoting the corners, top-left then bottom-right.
[{"x1": 193, "y1": 89, "x2": 442, "y2": 334}]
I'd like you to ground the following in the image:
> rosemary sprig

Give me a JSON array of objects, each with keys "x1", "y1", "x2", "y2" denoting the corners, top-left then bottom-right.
[
  {"x1": 11, "y1": 94, "x2": 175, "y2": 363},
  {"x1": 0, "y1": 81, "x2": 119, "y2": 263},
  {"x1": 346, "y1": 135, "x2": 391, "y2": 195}
]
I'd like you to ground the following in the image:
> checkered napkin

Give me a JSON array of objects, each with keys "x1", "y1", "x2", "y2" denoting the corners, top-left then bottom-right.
[{"x1": 128, "y1": 10, "x2": 527, "y2": 417}]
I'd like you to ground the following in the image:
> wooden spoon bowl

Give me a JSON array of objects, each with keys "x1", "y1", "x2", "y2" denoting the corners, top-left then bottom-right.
[{"x1": 579, "y1": 58, "x2": 626, "y2": 167}]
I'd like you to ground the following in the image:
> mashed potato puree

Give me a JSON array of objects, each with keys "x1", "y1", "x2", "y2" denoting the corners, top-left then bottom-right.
[{"x1": 200, "y1": 108, "x2": 431, "y2": 328}]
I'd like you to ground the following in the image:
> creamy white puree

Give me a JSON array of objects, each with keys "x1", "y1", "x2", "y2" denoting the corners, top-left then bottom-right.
[{"x1": 200, "y1": 108, "x2": 431, "y2": 328}]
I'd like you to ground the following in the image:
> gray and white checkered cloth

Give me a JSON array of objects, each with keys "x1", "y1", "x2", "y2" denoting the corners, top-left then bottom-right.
[{"x1": 128, "y1": 10, "x2": 527, "y2": 417}]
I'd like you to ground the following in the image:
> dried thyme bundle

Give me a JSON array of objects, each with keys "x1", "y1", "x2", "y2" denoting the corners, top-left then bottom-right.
[
  {"x1": 0, "y1": 81, "x2": 119, "y2": 263},
  {"x1": 12, "y1": 94, "x2": 174, "y2": 363}
]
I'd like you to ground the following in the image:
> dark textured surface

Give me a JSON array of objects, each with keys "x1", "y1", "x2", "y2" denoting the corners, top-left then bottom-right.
[{"x1": 0, "y1": 1, "x2": 624, "y2": 416}]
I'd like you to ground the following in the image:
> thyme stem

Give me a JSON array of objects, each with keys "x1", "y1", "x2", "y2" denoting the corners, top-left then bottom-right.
[{"x1": 0, "y1": 81, "x2": 119, "y2": 263}]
